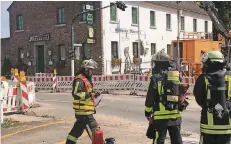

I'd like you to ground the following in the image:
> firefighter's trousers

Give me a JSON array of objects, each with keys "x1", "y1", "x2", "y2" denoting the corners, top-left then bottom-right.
[
  {"x1": 66, "y1": 114, "x2": 97, "y2": 144},
  {"x1": 153, "y1": 121, "x2": 182, "y2": 144},
  {"x1": 200, "y1": 133, "x2": 231, "y2": 144}
]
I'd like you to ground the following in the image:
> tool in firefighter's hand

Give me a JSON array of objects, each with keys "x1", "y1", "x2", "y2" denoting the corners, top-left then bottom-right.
[
  {"x1": 146, "y1": 116, "x2": 156, "y2": 139},
  {"x1": 178, "y1": 83, "x2": 190, "y2": 111},
  {"x1": 94, "y1": 91, "x2": 103, "y2": 107}
]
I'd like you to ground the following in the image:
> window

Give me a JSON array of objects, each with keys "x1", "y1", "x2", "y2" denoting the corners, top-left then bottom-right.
[
  {"x1": 57, "y1": 7, "x2": 64, "y2": 24},
  {"x1": 110, "y1": 3, "x2": 117, "y2": 21},
  {"x1": 166, "y1": 14, "x2": 171, "y2": 29},
  {"x1": 59, "y1": 45, "x2": 66, "y2": 60},
  {"x1": 151, "y1": 43, "x2": 156, "y2": 55},
  {"x1": 132, "y1": 7, "x2": 138, "y2": 25},
  {"x1": 205, "y1": 21, "x2": 208, "y2": 33},
  {"x1": 83, "y1": 43, "x2": 91, "y2": 59},
  {"x1": 150, "y1": 11, "x2": 156, "y2": 27},
  {"x1": 133, "y1": 42, "x2": 138, "y2": 58},
  {"x1": 16, "y1": 15, "x2": 23, "y2": 30},
  {"x1": 111, "y1": 41, "x2": 118, "y2": 59},
  {"x1": 180, "y1": 16, "x2": 185, "y2": 31},
  {"x1": 167, "y1": 44, "x2": 171, "y2": 55},
  {"x1": 193, "y1": 19, "x2": 197, "y2": 32},
  {"x1": 81, "y1": 4, "x2": 87, "y2": 21}
]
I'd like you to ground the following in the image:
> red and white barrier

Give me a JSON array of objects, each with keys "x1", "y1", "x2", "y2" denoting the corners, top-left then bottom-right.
[
  {"x1": 35, "y1": 73, "x2": 53, "y2": 77},
  {"x1": 25, "y1": 74, "x2": 195, "y2": 96}
]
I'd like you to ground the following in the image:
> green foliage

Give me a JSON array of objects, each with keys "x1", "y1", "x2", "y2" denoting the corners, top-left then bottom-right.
[
  {"x1": 1, "y1": 57, "x2": 12, "y2": 79},
  {"x1": 213, "y1": 1, "x2": 231, "y2": 30},
  {"x1": 1, "y1": 118, "x2": 19, "y2": 128}
]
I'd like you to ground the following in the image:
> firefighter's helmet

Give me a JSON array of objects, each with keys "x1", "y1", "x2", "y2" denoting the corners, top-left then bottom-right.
[{"x1": 81, "y1": 59, "x2": 98, "y2": 69}]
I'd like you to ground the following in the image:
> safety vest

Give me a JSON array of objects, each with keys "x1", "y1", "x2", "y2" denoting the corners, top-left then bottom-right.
[
  {"x1": 225, "y1": 73, "x2": 231, "y2": 100},
  {"x1": 154, "y1": 71, "x2": 181, "y2": 120},
  {"x1": 72, "y1": 74, "x2": 94, "y2": 115},
  {"x1": 201, "y1": 77, "x2": 231, "y2": 134}
]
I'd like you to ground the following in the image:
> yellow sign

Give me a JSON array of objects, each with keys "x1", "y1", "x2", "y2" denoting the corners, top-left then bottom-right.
[
  {"x1": 89, "y1": 27, "x2": 94, "y2": 38},
  {"x1": 87, "y1": 39, "x2": 95, "y2": 44}
]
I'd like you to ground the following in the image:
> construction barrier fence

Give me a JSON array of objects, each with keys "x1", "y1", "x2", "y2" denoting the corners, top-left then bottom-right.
[
  {"x1": 0, "y1": 80, "x2": 36, "y2": 123},
  {"x1": 27, "y1": 74, "x2": 195, "y2": 96}
]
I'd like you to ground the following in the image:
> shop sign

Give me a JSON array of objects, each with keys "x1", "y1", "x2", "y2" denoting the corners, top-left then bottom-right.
[{"x1": 29, "y1": 33, "x2": 50, "y2": 42}]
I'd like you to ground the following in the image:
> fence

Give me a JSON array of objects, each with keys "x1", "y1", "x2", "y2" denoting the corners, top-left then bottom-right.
[
  {"x1": 27, "y1": 74, "x2": 195, "y2": 96},
  {"x1": 0, "y1": 80, "x2": 36, "y2": 123}
]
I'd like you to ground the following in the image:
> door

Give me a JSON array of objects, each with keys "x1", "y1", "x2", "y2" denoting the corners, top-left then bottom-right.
[{"x1": 36, "y1": 45, "x2": 45, "y2": 73}]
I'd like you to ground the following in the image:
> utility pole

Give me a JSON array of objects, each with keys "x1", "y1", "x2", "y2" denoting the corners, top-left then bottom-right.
[
  {"x1": 176, "y1": 1, "x2": 182, "y2": 70},
  {"x1": 138, "y1": 1, "x2": 141, "y2": 73},
  {"x1": 71, "y1": 1, "x2": 127, "y2": 76}
]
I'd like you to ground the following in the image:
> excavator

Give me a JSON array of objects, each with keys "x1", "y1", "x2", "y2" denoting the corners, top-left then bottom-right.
[
  {"x1": 194, "y1": 1, "x2": 231, "y2": 65},
  {"x1": 151, "y1": 1, "x2": 231, "y2": 79}
]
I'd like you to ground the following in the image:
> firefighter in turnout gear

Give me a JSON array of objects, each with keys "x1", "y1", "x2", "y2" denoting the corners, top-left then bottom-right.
[
  {"x1": 66, "y1": 59, "x2": 100, "y2": 144},
  {"x1": 194, "y1": 50, "x2": 231, "y2": 144},
  {"x1": 145, "y1": 51, "x2": 187, "y2": 144}
]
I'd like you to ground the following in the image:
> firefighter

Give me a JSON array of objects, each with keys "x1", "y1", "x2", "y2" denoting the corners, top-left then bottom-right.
[
  {"x1": 194, "y1": 50, "x2": 231, "y2": 144},
  {"x1": 145, "y1": 52, "x2": 184, "y2": 144},
  {"x1": 66, "y1": 59, "x2": 100, "y2": 144}
]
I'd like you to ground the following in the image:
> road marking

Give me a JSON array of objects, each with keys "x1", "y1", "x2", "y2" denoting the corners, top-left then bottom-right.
[{"x1": 1, "y1": 116, "x2": 75, "y2": 139}]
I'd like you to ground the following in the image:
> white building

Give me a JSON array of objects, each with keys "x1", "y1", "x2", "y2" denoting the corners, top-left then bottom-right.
[{"x1": 102, "y1": 1, "x2": 212, "y2": 75}]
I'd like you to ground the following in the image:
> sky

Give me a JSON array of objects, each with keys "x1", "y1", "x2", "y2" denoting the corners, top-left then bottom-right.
[{"x1": 1, "y1": 1, "x2": 13, "y2": 38}]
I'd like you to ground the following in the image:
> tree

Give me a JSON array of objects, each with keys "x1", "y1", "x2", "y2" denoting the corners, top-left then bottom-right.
[
  {"x1": 1, "y1": 57, "x2": 13, "y2": 79},
  {"x1": 213, "y1": 1, "x2": 231, "y2": 30}
]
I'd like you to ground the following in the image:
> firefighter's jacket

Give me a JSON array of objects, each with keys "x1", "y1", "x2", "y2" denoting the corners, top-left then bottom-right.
[
  {"x1": 72, "y1": 74, "x2": 94, "y2": 115},
  {"x1": 194, "y1": 70, "x2": 231, "y2": 134},
  {"x1": 145, "y1": 72, "x2": 181, "y2": 124}
]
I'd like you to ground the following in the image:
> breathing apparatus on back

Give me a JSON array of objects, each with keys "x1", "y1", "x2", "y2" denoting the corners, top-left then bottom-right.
[
  {"x1": 152, "y1": 50, "x2": 189, "y2": 111},
  {"x1": 201, "y1": 50, "x2": 231, "y2": 119}
]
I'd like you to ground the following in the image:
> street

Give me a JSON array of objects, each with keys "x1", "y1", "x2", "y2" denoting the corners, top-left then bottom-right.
[{"x1": 1, "y1": 93, "x2": 201, "y2": 144}]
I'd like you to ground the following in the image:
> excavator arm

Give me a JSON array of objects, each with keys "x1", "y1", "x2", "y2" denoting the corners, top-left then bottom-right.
[{"x1": 195, "y1": 1, "x2": 231, "y2": 64}]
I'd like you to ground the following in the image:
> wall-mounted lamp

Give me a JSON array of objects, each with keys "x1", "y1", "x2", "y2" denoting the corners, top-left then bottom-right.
[
  {"x1": 48, "y1": 59, "x2": 53, "y2": 65},
  {"x1": 26, "y1": 52, "x2": 30, "y2": 57},
  {"x1": 48, "y1": 50, "x2": 52, "y2": 56},
  {"x1": 20, "y1": 52, "x2": 24, "y2": 59}
]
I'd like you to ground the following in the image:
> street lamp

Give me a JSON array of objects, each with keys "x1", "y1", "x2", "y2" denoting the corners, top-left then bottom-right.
[{"x1": 70, "y1": 1, "x2": 127, "y2": 76}]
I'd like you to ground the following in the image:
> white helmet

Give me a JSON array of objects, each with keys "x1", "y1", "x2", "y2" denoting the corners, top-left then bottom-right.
[{"x1": 81, "y1": 59, "x2": 98, "y2": 69}]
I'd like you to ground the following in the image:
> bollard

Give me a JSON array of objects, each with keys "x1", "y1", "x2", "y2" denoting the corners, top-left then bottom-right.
[
  {"x1": 13, "y1": 68, "x2": 19, "y2": 82},
  {"x1": 52, "y1": 69, "x2": 57, "y2": 93}
]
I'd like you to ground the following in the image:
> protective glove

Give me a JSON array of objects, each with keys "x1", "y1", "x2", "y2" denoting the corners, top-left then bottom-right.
[{"x1": 145, "y1": 111, "x2": 152, "y2": 118}]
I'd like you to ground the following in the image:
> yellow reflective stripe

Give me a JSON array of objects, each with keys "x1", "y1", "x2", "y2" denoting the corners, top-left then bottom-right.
[
  {"x1": 86, "y1": 125, "x2": 92, "y2": 139},
  {"x1": 73, "y1": 99, "x2": 93, "y2": 105},
  {"x1": 75, "y1": 111, "x2": 94, "y2": 115},
  {"x1": 154, "y1": 109, "x2": 179, "y2": 115},
  {"x1": 145, "y1": 106, "x2": 152, "y2": 112},
  {"x1": 167, "y1": 77, "x2": 180, "y2": 82},
  {"x1": 154, "y1": 113, "x2": 181, "y2": 120},
  {"x1": 207, "y1": 111, "x2": 213, "y2": 126},
  {"x1": 200, "y1": 128, "x2": 231, "y2": 134},
  {"x1": 76, "y1": 92, "x2": 86, "y2": 100},
  {"x1": 157, "y1": 81, "x2": 162, "y2": 95},
  {"x1": 159, "y1": 103, "x2": 165, "y2": 112},
  {"x1": 200, "y1": 123, "x2": 231, "y2": 129},
  {"x1": 154, "y1": 131, "x2": 159, "y2": 144},
  {"x1": 74, "y1": 82, "x2": 80, "y2": 95},
  {"x1": 74, "y1": 105, "x2": 94, "y2": 110},
  {"x1": 67, "y1": 135, "x2": 78, "y2": 142},
  {"x1": 228, "y1": 77, "x2": 231, "y2": 98}
]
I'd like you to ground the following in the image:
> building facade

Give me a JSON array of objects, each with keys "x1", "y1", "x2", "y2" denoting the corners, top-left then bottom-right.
[
  {"x1": 102, "y1": 1, "x2": 213, "y2": 74},
  {"x1": 1, "y1": 1, "x2": 213, "y2": 75},
  {"x1": 1, "y1": 1, "x2": 103, "y2": 75}
]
